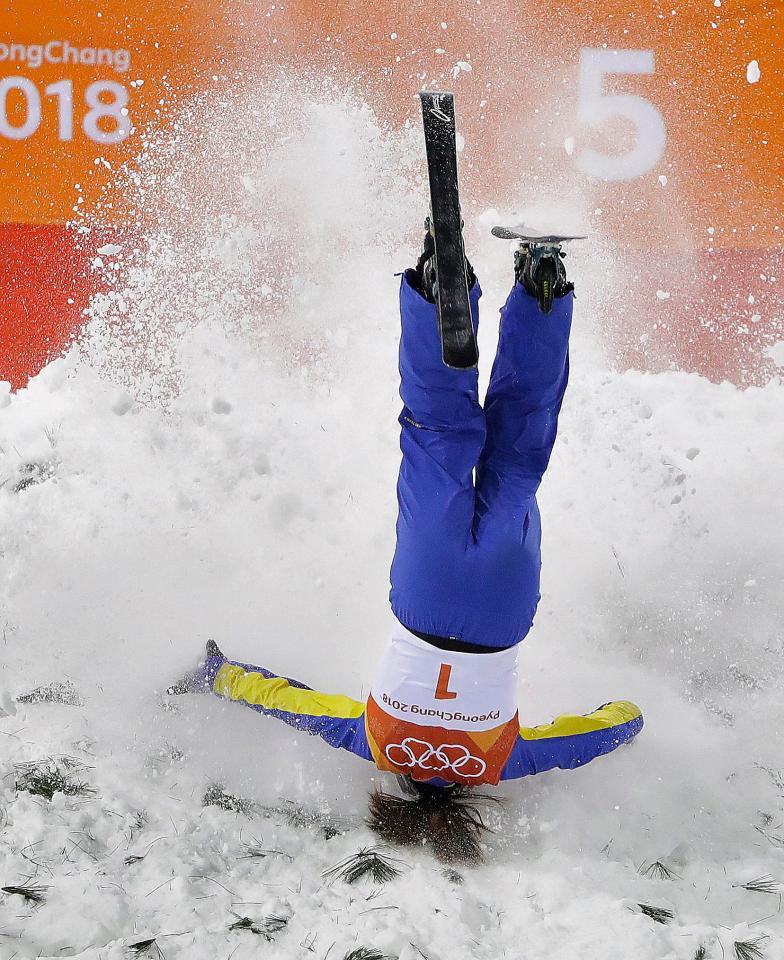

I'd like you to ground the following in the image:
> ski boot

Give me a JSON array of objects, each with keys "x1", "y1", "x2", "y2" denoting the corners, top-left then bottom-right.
[
  {"x1": 514, "y1": 240, "x2": 574, "y2": 314},
  {"x1": 412, "y1": 216, "x2": 476, "y2": 303},
  {"x1": 165, "y1": 639, "x2": 225, "y2": 695}
]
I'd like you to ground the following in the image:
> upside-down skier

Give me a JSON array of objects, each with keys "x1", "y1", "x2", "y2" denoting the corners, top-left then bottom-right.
[{"x1": 169, "y1": 222, "x2": 643, "y2": 862}]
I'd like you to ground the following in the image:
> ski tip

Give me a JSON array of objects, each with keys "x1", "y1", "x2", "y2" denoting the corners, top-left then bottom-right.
[
  {"x1": 419, "y1": 90, "x2": 454, "y2": 102},
  {"x1": 491, "y1": 225, "x2": 587, "y2": 242},
  {"x1": 419, "y1": 91, "x2": 456, "y2": 122}
]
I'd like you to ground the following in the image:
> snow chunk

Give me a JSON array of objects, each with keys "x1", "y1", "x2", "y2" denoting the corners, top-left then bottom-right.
[
  {"x1": 36, "y1": 357, "x2": 69, "y2": 392},
  {"x1": 746, "y1": 60, "x2": 761, "y2": 84},
  {"x1": 96, "y1": 243, "x2": 122, "y2": 256},
  {"x1": 451, "y1": 60, "x2": 473, "y2": 79},
  {"x1": 685, "y1": 447, "x2": 700, "y2": 460},
  {"x1": 658, "y1": 174, "x2": 668, "y2": 186},
  {"x1": 656, "y1": 289, "x2": 671, "y2": 300},
  {"x1": 111, "y1": 391, "x2": 134, "y2": 416},
  {"x1": 241, "y1": 175, "x2": 258, "y2": 195},
  {"x1": 455, "y1": 132, "x2": 465, "y2": 152},
  {"x1": 0, "y1": 688, "x2": 17, "y2": 717},
  {"x1": 270, "y1": 491, "x2": 303, "y2": 525},
  {"x1": 563, "y1": 137, "x2": 575, "y2": 156},
  {"x1": 211, "y1": 397, "x2": 233, "y2": 415},
  {"x1": 764, "y1": 340, "x2": 784, "y2": 368},
  {"x1": 254, "y1": 452, "x2": 271, "y2": 475}
]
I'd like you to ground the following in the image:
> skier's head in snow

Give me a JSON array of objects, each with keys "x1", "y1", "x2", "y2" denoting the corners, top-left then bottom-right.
[{"x1": 367, "y1": 778, "x2": 499, "y2": 863}]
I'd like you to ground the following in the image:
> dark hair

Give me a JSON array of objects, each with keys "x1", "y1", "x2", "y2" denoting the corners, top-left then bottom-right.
[{"x1": 366, "y1": 781, "x2": 499, "y2": 863}]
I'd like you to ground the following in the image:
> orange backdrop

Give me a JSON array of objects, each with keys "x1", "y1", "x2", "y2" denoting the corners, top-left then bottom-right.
[{"x1": 1, "y1": 0, "x2": 781, "y2": 386}]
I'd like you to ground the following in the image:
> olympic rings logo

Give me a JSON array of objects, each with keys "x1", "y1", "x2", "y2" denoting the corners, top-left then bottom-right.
[{"x1": 384, "y1": 737, "x2": 487, "y2": 778}]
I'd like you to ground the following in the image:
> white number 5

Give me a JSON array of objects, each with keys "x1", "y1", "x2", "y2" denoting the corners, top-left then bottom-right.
[{"x1": 576, "y1": 48, "x2": 666, "y2": 182}]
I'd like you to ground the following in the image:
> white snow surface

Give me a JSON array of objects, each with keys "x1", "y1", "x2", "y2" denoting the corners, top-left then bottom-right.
[{"x1": 2, "y1": 82, "x2": 784, "y2": 960}]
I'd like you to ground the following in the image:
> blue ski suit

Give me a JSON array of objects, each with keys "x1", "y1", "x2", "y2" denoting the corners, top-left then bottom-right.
[
  {"x1": 390, "y1": 270, "x2": 570, "y2": 648},
  {"x1": 188, "y1": 271, "x2": 643, "y2": 782}
]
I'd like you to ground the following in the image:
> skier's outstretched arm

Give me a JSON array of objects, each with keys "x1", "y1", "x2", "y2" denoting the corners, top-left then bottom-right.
[
  {"x1": 178, "y1": 647, "x2": 374, "y2": 762},
  {"x1": 500, "y1": 700, "x2": 643, "y2": 780}
]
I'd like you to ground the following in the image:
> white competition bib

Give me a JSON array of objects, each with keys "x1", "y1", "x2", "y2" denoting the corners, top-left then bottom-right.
[{"x1": 370, "y1": 628, "x2": 519, "y2": 732}]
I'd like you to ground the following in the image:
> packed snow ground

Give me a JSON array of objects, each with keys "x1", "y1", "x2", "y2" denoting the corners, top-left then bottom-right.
[{"x1": 2, "y1": 84, "x2": 783, "y2": 960}]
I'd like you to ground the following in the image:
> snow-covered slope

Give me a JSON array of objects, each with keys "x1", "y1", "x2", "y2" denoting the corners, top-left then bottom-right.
[{"x1": 1, "y1": 84, "x2": 783, "y2": 960}]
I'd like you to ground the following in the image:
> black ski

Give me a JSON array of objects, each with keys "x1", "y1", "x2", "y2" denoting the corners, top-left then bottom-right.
[{"x1": 419, "y1": 91, "x2": 477, "y2": 370}]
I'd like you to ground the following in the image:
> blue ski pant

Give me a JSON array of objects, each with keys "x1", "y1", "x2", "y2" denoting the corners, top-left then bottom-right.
[{"x1": 389, "y1": 272, "x2": 573, "y2": 649}]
